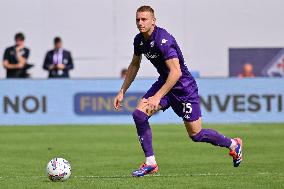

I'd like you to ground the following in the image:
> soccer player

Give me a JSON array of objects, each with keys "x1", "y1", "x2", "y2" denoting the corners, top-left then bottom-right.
[{"x1": 113, "y1": 5, "x2": 243, "y2": 177}]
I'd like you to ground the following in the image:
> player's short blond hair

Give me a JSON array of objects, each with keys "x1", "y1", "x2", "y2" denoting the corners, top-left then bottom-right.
[{"x1": 137, "y1": 5, "x2": 155, "y2": 17}]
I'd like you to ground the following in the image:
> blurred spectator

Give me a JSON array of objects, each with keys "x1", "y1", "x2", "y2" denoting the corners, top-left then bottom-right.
[
  {"x1": 2, "y1": 32, "x2": 33, "y2": 78},
  {"x1": 43, "y1": 37, "x2": 74, "y2": 78},
  {"x1": 121, "y1": 68, "x2": 128, "y2": 79},
  {"x1": 238, "y1": 63, "x2": 255, "y2": 78}
]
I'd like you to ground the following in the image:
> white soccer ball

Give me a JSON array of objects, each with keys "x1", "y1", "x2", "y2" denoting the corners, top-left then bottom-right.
[{"x1": 46, "y1": 158, "x2": 71, "y2": 181}]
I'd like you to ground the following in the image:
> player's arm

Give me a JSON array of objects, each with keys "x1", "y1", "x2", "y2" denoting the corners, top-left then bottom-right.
[
  {"x1": 156, "y1": 58, "x2": 182, "y2": 98},
  {"x1": 120, "y1": 54, "x2": 142, "y2": 94},
  {"x1": 113, "y1": 54, "x2": 142, "y2": 110},
  {"x1": 148, "y1": 58, "x2": 182, "y2": 110}
]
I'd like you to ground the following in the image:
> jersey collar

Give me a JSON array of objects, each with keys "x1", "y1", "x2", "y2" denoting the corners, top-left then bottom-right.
[{"x1": 142, "y1": 26, "x2": 158, "y2": 42}]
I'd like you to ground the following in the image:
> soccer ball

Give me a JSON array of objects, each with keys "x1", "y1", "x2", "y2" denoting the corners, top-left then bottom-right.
[{"x1": 46, "y1": 158, "x2": 71, "y2": 181}]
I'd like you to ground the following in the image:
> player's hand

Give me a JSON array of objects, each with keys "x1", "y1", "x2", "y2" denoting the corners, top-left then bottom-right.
[
  {"x1": 113, "y1": 90, "x2": 124, "y2": 110},
  {"x1": 147, "y1": 95, "x2": 161, "y2": 111}
]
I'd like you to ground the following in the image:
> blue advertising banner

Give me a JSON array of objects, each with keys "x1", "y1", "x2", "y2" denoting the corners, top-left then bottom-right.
[{"x1": 0, "y1": 79, "x2": 283, "y2": 125}]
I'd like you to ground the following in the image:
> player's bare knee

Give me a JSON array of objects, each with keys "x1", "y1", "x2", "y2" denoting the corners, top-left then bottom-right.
[
  {"x1": 187, "y1": 129, "x2": 200, "y2": 137},
  {"x1": 136, "y1": 98, "x2": 157, "y2": 116},
  {"x1": 184, "y1": 118, "x2": 202, "y2": 140},
  {"x1": 189, "y1": 128, "x2": 204, "y2": 142},
  {"x1": 136, "y1": 98, "x2": 148, "y2": 111},
  {"x1": 133, "y1": 99, "x2": 148, "y2": 118},
  {"x1": 187, "y1": 128, "x2": 203, "y2": 142}
]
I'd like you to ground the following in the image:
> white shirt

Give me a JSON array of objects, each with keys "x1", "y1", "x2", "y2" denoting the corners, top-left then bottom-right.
[{"x1": 53, "y1": 48, "x2": 63, "y2": 65}]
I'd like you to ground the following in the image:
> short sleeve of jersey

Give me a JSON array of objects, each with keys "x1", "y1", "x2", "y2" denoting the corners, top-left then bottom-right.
[
  {"x1": 159, "y1": 35, "x2": 178, "y2": 61},
  {"x1": 3, "y1": 48, "x2": 9, "y2": 61},
  {"x1": 133, "y1": 34, "x2": 142, "y2": 56}
]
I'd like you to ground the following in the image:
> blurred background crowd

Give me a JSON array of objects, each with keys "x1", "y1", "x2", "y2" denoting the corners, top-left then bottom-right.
[{"x1": 1, "y1": 0, "x2": 284, "y2": 79}]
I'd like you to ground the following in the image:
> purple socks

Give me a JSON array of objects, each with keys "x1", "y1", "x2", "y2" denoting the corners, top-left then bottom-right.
[
  {"x1": 132, "y1": 109, "x2": 154, "y2": 157},
  {"x1": 132, "y1": 109, "x2": 232, "y2": 158},
  {"x1": 190, "y1": 129, "x2": 232, "y2": 148}
]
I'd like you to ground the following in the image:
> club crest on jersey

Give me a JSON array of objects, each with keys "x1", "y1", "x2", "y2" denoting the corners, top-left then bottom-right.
[
  {"x1": 161, "y1": 39, "x2": 168, "y2": 45},
  {"x1": 150, "y1": 41, "x2": 155, "y2": 48}
]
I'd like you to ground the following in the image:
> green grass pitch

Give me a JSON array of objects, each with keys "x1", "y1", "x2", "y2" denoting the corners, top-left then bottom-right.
[{"x1": 0, "y1": 124, "x2": 283, "y2": 189}]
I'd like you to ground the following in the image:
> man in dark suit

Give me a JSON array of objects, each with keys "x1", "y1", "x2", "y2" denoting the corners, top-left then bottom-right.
[
  {"x1": 43, "y1": 37, "x2": 74, "y2": 78},
  {"x1": 2, "y1": 32, "x2": 33, "y2": 78}
]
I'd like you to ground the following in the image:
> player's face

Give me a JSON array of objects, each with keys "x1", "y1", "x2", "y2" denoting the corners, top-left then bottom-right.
[{"x1": 136, "y1": 11, "x2": 155, "y2": 34}]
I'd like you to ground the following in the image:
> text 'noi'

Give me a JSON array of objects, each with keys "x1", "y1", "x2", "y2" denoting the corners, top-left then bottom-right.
[{"x1": 3, "y1": 96, "x2": 47, "y2": 114}]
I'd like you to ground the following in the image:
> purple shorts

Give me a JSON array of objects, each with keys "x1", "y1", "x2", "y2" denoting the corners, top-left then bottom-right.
[{"x1": 143, "y1": 80, "x2": 201, "y2": 122}]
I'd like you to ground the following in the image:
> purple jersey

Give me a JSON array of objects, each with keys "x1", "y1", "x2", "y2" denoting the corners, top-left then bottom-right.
[
  {"x1": 133, "y1": 26, "x2": 197, "y2": 93},
  {"x1": 134, "y1": 26, "x2": 201, "y2": 121}
]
